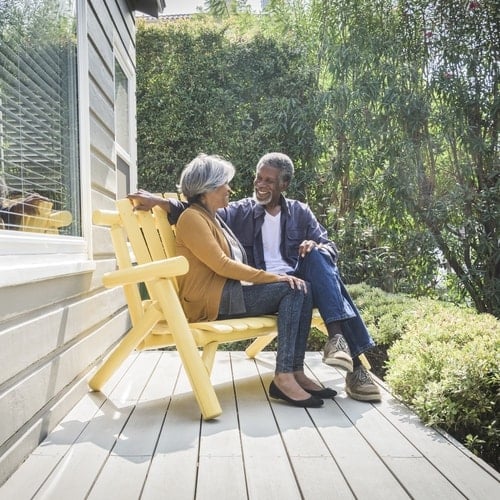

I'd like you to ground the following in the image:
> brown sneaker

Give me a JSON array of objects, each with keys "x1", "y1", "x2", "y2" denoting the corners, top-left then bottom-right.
[
  {"x1": 322, "y1": 334, "x2": 353, "y2": 372},
  {"x1": 345, "y1": 366, "x2": 382, "y2": 402}
]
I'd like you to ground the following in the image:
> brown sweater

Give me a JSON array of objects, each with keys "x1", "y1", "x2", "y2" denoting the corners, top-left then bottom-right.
[{"x1": 175, "y1": 204, "x2": 278, "y2": 322}]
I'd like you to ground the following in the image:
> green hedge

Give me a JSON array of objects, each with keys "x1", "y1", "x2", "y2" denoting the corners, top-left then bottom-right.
[
  {"x1": 207, "y1": 283, "x2": 499, "y2": 468},
  {"x1": 347, "y1": 283, "x2": 499, "y2": 470}
]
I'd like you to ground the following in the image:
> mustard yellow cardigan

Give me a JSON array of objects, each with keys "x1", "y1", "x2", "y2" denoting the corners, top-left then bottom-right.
[{"x1": 175, "y1": 204, "x2": 278, "y2": 322}]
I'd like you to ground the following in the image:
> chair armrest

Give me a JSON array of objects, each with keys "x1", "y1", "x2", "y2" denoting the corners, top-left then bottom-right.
[
  {"x1": 93, "y1": 209, "x2": 121, "y2": 226},
  {"x1": 49, "y1": 210, "x2": 72, "y2": 227},
  {"x1": 102, "y1": 256, "x2": 189, "y2": 288}
]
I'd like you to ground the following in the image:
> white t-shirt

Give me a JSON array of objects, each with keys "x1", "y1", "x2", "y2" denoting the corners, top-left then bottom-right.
[{"x1": 262, "y1": 211, "x2": 294, "y2": 274}]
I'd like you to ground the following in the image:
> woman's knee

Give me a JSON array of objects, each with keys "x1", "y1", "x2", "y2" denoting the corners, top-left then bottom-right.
[{"x1": 291, "y1": 283, "x2": 313, "y2": 310}]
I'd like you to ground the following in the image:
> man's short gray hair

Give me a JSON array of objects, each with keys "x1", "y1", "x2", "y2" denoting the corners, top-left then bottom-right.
[
  {"x1": 180, "y1": 153, "x2": 235, "y2": 203},
  {"x1": 256, "y1": 152, "x2": 294, "y2": 184}
]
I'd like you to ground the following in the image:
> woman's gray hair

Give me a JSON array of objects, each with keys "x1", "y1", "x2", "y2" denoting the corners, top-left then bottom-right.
[
  {"x1": 180, "y1": 153, "x2": 235, "y2": 203},
  {"x1": 256, "y1": 152, "x2": 294, "y2": 184}
]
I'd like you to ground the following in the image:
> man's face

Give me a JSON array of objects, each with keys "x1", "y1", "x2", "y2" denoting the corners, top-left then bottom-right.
[{"x1": 253, "y1": 165, "x2": 287, "y2": 206}]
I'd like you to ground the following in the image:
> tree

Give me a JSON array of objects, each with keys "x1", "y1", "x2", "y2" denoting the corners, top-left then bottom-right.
[
  {"x1": 264, "y1": 0, "x2": 499, "y2": 315},
  {"x1": 392, "y1": 0, "x2": 500, "y2": 313}
]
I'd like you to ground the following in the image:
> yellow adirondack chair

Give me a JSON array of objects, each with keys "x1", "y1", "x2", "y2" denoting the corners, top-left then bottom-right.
[
  {"x1": 21, "y1": 200, "x2": 72, "y2": 234},
  {"x1": 90, "y1": 198, "x2": 279, "y2": 420},
  {"x1": 91, "y1": 197, "x2": 369, "y2": 420}
]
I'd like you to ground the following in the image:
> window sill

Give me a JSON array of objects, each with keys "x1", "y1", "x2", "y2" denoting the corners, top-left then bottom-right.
[{"x1": 0, "y1": 233, "x2": 95, "y2": 287}]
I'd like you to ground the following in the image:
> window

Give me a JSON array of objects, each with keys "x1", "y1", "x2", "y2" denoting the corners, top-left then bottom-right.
[
  {"x1": 114, "y1": 52, "x2": 136, "y2": 199},
  {"x1": 115, "y1": 60, "x2": 130, "y2": 155},
  {"x1": 0, "y1": 0, "x2": 79, "y2": 235}
]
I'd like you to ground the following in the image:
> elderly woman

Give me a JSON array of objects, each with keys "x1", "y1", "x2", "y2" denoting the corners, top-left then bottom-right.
[{"x1": 134, "y1": 154, "x2": 337, "y2": 407}]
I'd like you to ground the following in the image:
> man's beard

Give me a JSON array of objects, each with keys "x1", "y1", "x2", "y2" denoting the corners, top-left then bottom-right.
[{"x1": 253, "y1": 190, "x2": 272, "y2": 206}]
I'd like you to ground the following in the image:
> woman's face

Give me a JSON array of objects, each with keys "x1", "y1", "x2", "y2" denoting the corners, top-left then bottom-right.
[{"x1": 204, "y1": 183, "x2": 231, "y2": 211}]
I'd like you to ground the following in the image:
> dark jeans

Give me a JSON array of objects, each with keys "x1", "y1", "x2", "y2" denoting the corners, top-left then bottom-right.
[
  {"x1": 293, "y1": 247, "x2": 375, "y2": 358},
  {"x1": 218, "y1": 282, "x2": 313, "y2": 373}
]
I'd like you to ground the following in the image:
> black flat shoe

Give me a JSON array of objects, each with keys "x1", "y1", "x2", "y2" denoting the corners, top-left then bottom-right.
[
  {"x1": 305, "y1": 387, "x2": 337, "y2": 399},
  {"x1": 269, "y1": 381, "x2": 324, "y2": 408}
]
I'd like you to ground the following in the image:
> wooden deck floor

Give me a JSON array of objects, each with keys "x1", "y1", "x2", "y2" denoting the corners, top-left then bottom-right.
[{"x1": 1, "y1": 351, "x2": 499, "y2": 500}]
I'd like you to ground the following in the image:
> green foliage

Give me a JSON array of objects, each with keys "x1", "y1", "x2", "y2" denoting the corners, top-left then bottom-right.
[
  {"x1": 263, "y1": 0, "x2": 499, "y2": 316},
  {"x1": 136, "y1": 18, "x2": 321, "y2": 198},
  {"x1": 136, "y1": 1, "x2": 499, "y2": 318},
  {"x1": 385, "y1": 306, "x2": 500, "y2": 468}
]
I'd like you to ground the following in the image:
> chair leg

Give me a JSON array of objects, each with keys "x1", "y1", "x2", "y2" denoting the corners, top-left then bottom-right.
[
  {"x1": 201, "y1": 342, "x2": 219, "y2": 374},
  {"x1": 245, "y1": 332, "x2": 277, "y2": 358},
  {"x1": 360, "y1": 353, "x2": 371, "y2": 370},
  {"x1": 154, "y1": 280, "x2": 222, "y2": 420},
  {"x1": 89, "y1": 304, "x2": 162, "y2": 391}
]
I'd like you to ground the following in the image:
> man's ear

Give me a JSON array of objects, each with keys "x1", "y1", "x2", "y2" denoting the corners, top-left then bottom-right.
[{"x1": 281, "y1": 180, "x2": 290, "y2": 192}]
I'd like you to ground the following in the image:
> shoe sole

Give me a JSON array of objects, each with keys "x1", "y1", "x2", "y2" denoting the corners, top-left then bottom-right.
[
  {"x1": 322, "y1": 354, "x2": 353, "y2": 372},
  {"x1": 345, "y1": 386, "x2": 382, "y2": 402}
]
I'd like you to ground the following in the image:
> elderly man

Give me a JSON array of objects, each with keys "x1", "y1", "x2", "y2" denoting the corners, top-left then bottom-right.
[{"x1": 129, "y1": 152, "x2": 381, "y2": 402}]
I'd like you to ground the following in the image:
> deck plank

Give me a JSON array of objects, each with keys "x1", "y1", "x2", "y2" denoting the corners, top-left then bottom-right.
[
  {"x1": 1, "y1": 351, "x2": 499, "y2": 500},
  {"x1": 140, "y1": 353, "x2": 199, "y2": 500},
  {"x1": 87, "y1": 352, "x2": 173, "y2": 499},
  {"x1": 256, "y1": 352, "x2": 355, "y2": 499},
  {"x1": 301, "y1": 356, "x2": 410, "y2": 499},
  {"x1": 196, "y1": 352, "x2": 247, "y2": 500},
  {"x1": 231, "y1": 351, "x2": 303, "y2": 500},
  {"x1": 309, "y1": 356, "x2": 463, "y2": 493},
  {"x1": 34, "y1": 352, "x2": 159, "y2": 498},
  {"x1": 307, "y1": 353, "x2": 497, "y2": 500},
  {"x1": 376, "y1": 395, "x2": 500, "y2": 499}
]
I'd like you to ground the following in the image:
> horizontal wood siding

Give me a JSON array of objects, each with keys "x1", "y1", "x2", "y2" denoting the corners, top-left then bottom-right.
[{"x1": 0, "y1": 0, "x2": 137, "y2": 485}]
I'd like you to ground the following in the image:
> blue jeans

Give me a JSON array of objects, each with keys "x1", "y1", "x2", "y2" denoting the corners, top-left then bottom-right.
[
  {"x1": 292, "y1": 247, "x2": 375, "y2": 358},
  {"x1": 217, "y1": 282, "x2": 313, "y2": 373}
]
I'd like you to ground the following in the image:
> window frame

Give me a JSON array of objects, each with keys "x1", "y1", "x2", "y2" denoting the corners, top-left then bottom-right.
[
  {"x1": 113, "y1": 38, "x2": 137, "y2": 199},
  {"x1": 0, "y1": 0, "x2": 95, "y2": 288}
]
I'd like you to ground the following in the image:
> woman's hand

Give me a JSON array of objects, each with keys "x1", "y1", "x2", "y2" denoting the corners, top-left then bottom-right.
[{"x1": 277, "y1": 274, "x2": 308, "y2": 293}]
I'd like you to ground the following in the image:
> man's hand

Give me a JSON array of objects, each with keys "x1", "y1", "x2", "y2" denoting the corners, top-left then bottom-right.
[
  {"x1": 298, "y1": 240, "x2": 320, "y2": 258},
  {"x1": 128, "y1": 189, "x2": 169, "y2": 212}
]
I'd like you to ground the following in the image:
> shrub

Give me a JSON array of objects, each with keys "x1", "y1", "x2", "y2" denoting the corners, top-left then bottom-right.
[
  {"x1": 385, "y1": 307, "x2": 499, "y2": 469},
  {"x1": 218, "y1": 282, "x2": 500, "y2": 469}
]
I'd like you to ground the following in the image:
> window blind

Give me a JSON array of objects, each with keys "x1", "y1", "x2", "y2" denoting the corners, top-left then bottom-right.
[{"x1": 0, "y1": 0, "x2": 79, "y2": 234}]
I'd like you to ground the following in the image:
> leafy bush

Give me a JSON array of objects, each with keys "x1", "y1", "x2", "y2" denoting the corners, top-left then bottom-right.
[
  {"x1": 136, "y1": 18, "x2": 321, "y2": 200},
  {"x1": 385, "y1": 306, "x2": 499, "y2": 469},
  {"x1": 216, "y1": 282, "x2": 499, "y2": 468}
]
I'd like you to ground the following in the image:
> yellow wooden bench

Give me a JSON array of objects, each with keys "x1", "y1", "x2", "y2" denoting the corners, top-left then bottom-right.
[{"x1": 91, "y1": 197, "x2": 368, "y2": 420}]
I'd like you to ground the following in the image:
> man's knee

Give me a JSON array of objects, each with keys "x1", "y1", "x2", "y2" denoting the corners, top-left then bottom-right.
[{"x1": 304, "y1": 246, "x2": 336, "y2": 269}]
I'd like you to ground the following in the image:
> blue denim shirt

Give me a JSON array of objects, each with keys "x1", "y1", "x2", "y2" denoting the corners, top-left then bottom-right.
[{"x1": 168, "y1": 195, "x2": 338, "y2": 270}]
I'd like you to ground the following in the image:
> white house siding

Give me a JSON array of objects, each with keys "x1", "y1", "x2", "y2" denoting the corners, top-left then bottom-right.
[{"x1": 0, "y1": 0, "x2": 141, "y2": 484}]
